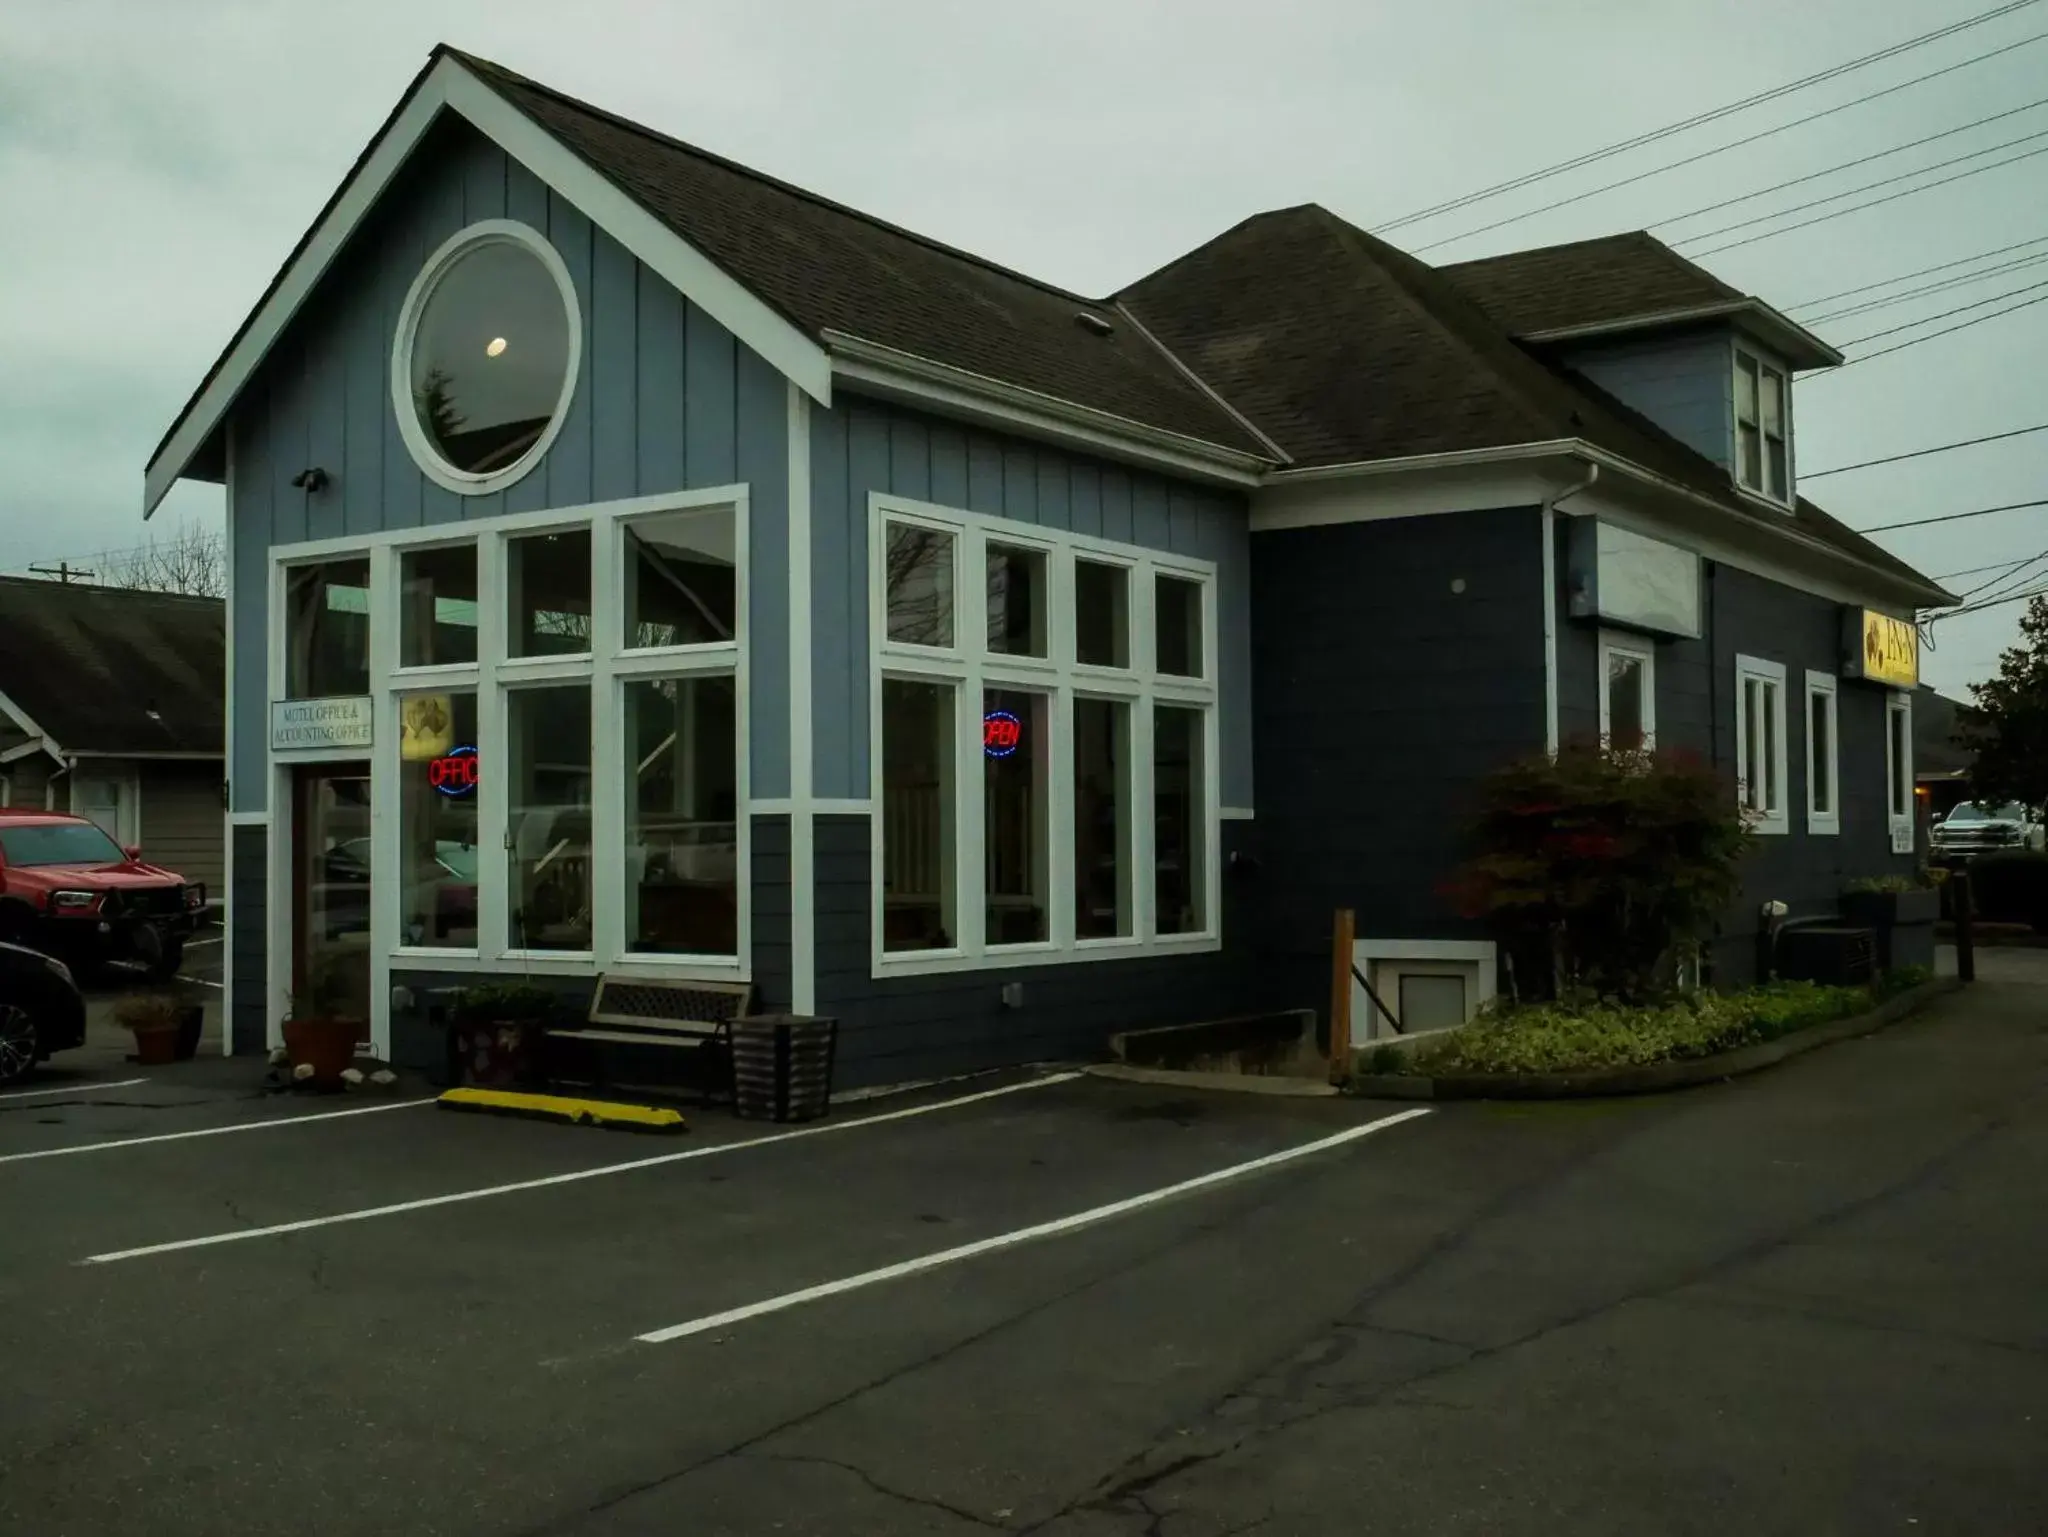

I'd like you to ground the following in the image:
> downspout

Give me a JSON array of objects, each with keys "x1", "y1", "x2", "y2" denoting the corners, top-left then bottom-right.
[{"x1": 1540, "y1": 461, "x2": 1601, "y2": 754}]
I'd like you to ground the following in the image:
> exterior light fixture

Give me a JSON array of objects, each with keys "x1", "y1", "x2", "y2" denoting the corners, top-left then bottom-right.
[{"x1": 486, "y1": 337, "x2": 508, "y2": 357}]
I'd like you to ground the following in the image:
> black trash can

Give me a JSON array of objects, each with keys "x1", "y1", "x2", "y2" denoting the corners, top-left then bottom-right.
[{"x1": 730, "y1": 1013, "x2": 838, "y2": 1123}]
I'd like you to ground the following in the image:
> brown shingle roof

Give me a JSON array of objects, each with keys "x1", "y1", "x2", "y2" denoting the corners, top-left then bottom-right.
[
  {"x1": 1439, "y1": 231, "x2": 1746, "y2": 336},
  {"x1": 1120, "y1": 205, "x2": 1947, "y2": 602},
  {"x1": 449, "y1": 50, "x2": 1272, "y2": 460},
  {"x1": 0, "y1": 579, "x2": 223, "y2": 755}
]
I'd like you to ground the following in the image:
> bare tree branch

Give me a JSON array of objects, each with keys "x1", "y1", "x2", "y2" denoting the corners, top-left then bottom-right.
[{"x1": 106, "y1": 522, "x2": 226, "y2": 598}]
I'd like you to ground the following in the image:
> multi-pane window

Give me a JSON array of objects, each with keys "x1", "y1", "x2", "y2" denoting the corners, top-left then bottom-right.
[
  {"x1": 507, "y1": 528, "x2": 592, "y2": 657},
  {"x1": 506, "y1": 684, "x2": 593, "y2": 952},
  {"x1": 397, "y1": 689, "x2": 479, "y2": 948},
  {"x1": 399, "y1": 544, "x2": 479, "y2": 667},
  {"x1": 1806, "y1": 672, "x2": 1839, "y2": 836},
  {"x1": 622, "y1": 508, "x2": 737, "y2": 650},
  {"x1": 285, "y1": 558, "x2": 371, "y2": 697},
  {"x1": 1735, "y1": 349, "x2": 1790, "y2": 504},
  {"x1": 875, "y1": 505, "x2": 1215, "y2": 967},
  {"x1": 1734, "y1": 655, "x2": 1788, "y2": 835},
  {"x1": 623, "y1": 675, "x2": 739, "y2": 956}
]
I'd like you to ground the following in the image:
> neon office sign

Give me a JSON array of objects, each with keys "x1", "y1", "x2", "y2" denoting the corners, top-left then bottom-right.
[{"x1": 428, "y1": 745, "x2": 480, "y2": 797}]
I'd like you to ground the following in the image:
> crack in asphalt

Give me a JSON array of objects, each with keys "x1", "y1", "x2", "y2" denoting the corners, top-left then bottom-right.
[{"x1": 746, "y1": 1451, "x2": 1005, "y2": 1530}]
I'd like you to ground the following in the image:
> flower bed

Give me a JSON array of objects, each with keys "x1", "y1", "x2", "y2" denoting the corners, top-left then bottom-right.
[{"x1": 1362, "y1": 968, "x2": 1934, "y2": 1080}]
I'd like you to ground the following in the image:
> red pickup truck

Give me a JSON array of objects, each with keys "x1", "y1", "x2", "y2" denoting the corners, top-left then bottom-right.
[{"x1": 0, "y1": 810, "x2": 205, "y2": 981}]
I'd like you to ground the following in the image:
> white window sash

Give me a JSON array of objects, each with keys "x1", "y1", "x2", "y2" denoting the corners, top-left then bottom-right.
[
  {"x1": 1733, "y1": 654, "x2": 1789, "y2": 835},
  {"x1": 1886, "y1": 692, "x2": 1915, "y2": 853},
  {"x1": 1805, "y1": 671, "x2": 1839, "y2": 835},
  {"x1": 1596, "y1": 630, "x2": 1657, "y2": 750}
]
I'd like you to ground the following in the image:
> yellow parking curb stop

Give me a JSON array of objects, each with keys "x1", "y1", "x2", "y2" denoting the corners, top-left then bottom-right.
[{"x1": 436, "y1": 1087, "x2": 688, "y2": 1132}]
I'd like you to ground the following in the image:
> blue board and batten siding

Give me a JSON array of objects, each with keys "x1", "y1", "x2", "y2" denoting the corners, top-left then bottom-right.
[
  {"x1": 227, "y1": 114, "x2": 791, "y2": 811},
  {"x1": 1554, "y1": 330, "x2": 1735, "y2": 472}
]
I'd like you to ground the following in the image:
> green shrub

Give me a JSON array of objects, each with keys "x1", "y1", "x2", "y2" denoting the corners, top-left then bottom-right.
[
  {"x1": 1392, "y1": 981, "x2": 1873, "y2": 1077},
  {"x1": 1364, "y1": 1043, "x2": 1408, "y2": 1076},
  {"x1": 1844, "y1": 874, "x2": 1919, "y2": 895},
  {"x1": 1441, "y1": 744, "x2": 1753, "y2": 1002},
  {"x1": 1875, "y1": 964, "x2": 1935, "y2": 999}
]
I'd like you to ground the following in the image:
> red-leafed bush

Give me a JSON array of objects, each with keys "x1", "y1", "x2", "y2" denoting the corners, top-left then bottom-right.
[{"x1": 1442, "y1": 744, "x2": 1754, "y2": 1002}]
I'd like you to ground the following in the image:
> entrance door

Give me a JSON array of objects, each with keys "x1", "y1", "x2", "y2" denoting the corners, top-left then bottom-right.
[
  {"x1": 74, "y1": 773, "x2": 140, "y2": 848},
  {"x1": 292, "y1": 764, "x2": 373, "y2": 1042}
]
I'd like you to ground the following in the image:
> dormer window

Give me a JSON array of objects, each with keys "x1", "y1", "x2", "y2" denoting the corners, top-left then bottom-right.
[{"x1": 1734, "y1": 348, "x2": 1790, "y2": 505}]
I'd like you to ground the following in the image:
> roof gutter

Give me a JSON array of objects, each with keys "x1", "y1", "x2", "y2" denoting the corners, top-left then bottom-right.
[
  {"x1": 1519, "y1": 300, "x2": 1843, "y2": 371},
  {"x1": 1263, "y1": 440, "x2": 1582, "y2": 485},
  {"x1": 822, "y1": 331, "x2": 1276, "y2": 488}
]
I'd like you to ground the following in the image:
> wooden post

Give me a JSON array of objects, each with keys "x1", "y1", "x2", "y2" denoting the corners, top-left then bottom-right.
[
  {"x1": 1954, "y1": 870, "x2": 1976, "y2": 985},
  {"x1": 1329, "y1": 908, "x2": 1356, "y2": 1084}
]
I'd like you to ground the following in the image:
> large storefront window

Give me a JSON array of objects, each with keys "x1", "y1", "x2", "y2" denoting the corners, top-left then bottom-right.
[
  {"x1": 881, "y1": 678, "x2": 957, "y2": 951},
  {"x1": 400, "y1": 544, "x2": 479, "y2": 667},
  {"x1": 286, "y1": 559, "x2": 371, "y2": 698},
  {"x1": 624, "y1": 508, "x2": 737, "y2": 650},
  {"x1": 624, "y1": 676, "x2": 738, "y2": 955},
  {"x1": 397, "y1": 691, "x2": 479, "y2": 948},
  {"x1": 875, "y1": 505, "x2": 1215, "y2": 967},
  {"x1": 508, "y1": 528, "x2": 592, "y2": 658},
  {"x1": 507, "y1": 684, "x2": 593, "y2": 951}
]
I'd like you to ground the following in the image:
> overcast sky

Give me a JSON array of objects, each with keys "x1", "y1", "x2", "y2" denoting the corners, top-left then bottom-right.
[{"x1": 4, "y1": 0, "x2": 2044, "y2": 695}]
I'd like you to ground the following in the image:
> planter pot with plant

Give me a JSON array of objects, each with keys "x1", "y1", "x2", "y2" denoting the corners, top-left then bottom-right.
[
  {"x1": 115, "y1": 993, "x2": 189, "y2": 1067},
  {"x1": 449, "y1": 980, "x2": 558, "y2": 1087},
  {"x1": 283, "y1": 961, "x2": 364, "y2": 1086},
  {"x1": 1841, "y1": 875, "x2": 1941, "y2": 971}
]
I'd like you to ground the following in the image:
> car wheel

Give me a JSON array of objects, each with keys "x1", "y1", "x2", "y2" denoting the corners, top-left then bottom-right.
[
  {"x1": 0, "y1": 1000, "x2": 38, "y2": 1087},
  {"x1": 145, "y1": 936, "x2": 186, "y2": 984}
]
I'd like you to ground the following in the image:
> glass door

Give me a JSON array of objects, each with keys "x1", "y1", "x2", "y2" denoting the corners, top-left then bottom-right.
[{"x1": 292, "y1": 764, "x2": 373, "y2": 1042}]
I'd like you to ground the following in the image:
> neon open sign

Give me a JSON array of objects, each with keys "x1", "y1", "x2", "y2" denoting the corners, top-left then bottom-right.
[
  {"x1": 983, "y1": 710, "x2": 1022, "y2": 759},
  {"x1": 428, "y1": 744, "x2": 479, "y2": 797}
]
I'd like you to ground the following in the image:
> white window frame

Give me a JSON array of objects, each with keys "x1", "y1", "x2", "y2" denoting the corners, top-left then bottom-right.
[
  {"x1": 1805, "y1": 671, "x2": 1839, "y2": 836},
  {"x1": 391, "y1": 219, "x2": 584, "y2": 500},
  {"x1": 265, "y1": 486, "x2": 751, "y2": 1059},
  {"x1": 869, "y1": 492, "x2": 1219, "y2": 977},
  {"x1": 1886, "y1": 690, "x2": 1914, "y2": 855},
  {"x1": 1733, "y1": 346, "x2": 1792, "y2": 508},
  {"x1": 1733, "y1": 654, "x2": 1789, "y2": 836},
  {"x1": 1596, "y1": 630, "x2": 1656, "y2": 749}
]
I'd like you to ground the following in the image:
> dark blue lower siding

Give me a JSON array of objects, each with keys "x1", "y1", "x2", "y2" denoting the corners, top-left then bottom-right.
[
  {"x1": 1554, "y1": 531, "x2": 1918, "y2": 984},
  {"x1": 1248, "y1": 507, "x2": 1548, "y2": 1019},
  {"x1": 814, "y1": 815, "x2": 1259, "y2": 1088},
  {"x1": 229, "y1": 824, "x2": 268, "y2": 1056}
]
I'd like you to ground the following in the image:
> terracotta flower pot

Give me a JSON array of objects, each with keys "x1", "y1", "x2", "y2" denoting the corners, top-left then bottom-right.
[
  {"x1": 283, "y1": 1015, "x2": 360, "y2": 1083},
  {"x1": 130, "y1": 1027, "x2": 181, "y2": 1067}
]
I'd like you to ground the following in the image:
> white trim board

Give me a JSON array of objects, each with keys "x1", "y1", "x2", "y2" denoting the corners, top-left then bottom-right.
[{"x1": 143, "y1": 52, "x2": 831, "y2": 517}]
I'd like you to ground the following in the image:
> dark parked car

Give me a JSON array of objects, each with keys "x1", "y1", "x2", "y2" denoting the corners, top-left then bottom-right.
[{"x1": 0, "y1": 939, "x2": 87, "y2": 1086}]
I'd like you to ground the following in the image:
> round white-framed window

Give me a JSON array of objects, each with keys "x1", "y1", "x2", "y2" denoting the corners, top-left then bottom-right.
[{"x1": 390, "y1": 219, "x2": 582, "y2": 496}]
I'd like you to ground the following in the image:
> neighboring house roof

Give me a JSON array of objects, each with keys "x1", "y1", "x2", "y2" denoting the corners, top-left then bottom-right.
[
  {"x1": 1117, "y1": 204, "x2": 1944, "y2": 603},
  {"x1": 454, "y1": 51, "x2": 1272, "y2": 459},
  {"x1": 1440, "y1": 232, "x2": 1839, "y2": 367},
  {"x1": 0, "y1": 579, "x2": 223, "y2": 757}
]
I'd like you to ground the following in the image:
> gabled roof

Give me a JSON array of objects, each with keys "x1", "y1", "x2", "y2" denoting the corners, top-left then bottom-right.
[
  {"x1": 1440, "y1": 232, "x2": 1841, "y2": 368},
  {"x1": 1118, "y1": 205, "x2": 1947, "y2": 604},
  {"x1": 453, "y1": 52, "x2": 1273, "y2": 462},
  {"x1": 0, "y1": 579, "x2": 223, "y2": 757}
]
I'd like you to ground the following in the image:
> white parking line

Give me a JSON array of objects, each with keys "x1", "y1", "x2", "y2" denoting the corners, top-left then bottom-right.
[
  {"x1": 80, "y1": 1071, "x2": 1084, "y2": 1265},
  {"x1": 183, "y1": 936, "x2": 224, "y2": 949},
  {"x1": 636, "y1": 1106, "x2": 1434, "y2": 1345},
  {"x1": 0, "y1": 1077, "x2": 148, "y2": 1102},
  {"x1": 3, "y1": 1097, "x2": 433, "y2": 1166},
  {"x1": 179, "y1": 977, "x2": 225, "y2": 989}
]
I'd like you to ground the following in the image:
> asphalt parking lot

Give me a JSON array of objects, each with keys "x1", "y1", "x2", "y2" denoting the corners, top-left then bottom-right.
[{"x1": 2, "y1": 949, "x2": 2044, "y2": 1536}]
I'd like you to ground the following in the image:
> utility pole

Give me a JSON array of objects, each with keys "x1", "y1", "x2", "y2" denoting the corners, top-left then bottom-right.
[{"x1": 28, "y1": 562, "x2": 94, "y2": 584}]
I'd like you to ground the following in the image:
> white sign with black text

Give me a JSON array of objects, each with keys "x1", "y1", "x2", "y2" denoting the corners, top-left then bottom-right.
[{"x1": 270, "y1": 696, "x2": 374, "y2": 751}]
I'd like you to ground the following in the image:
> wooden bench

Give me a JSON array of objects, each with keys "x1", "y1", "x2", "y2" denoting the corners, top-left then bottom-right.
[{"x1": 544, "y1": 976, "x2": 755, "y2": 1096}]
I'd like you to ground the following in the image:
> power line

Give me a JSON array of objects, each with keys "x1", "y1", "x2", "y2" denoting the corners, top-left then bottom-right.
[
  {"x1": 1934, "y1": 552, "x2": 2048, "y2": 581},
  {"x1": 1804, "y1": 421, "x2": 2048, "y2": 476},
  {"x1": 1789, "y1": 231, "x2": 2048, "y2": 308},
  {"x1": 1373, "y1": 0, "x2": 2046, "y2": 232},
  {"x1": 1962, "y1": 553, "x2": 2048, "y2": 603},
  {"x1": 1836, "y1": 284, "x2": 2048, "y2": 367},
  {"x1": 1413, "y1": 45, "x2": 2048, "y2": 253},
  {"x1": 1687, "y1": 140, "x2": 2048, "y2": 257},
  {"x1": 1805, "y1": 248, "x2": 2048, "y2": 322},
  {"x1": 1835, "y1": 273, "x2": 2048, "y2": 345},
  {"x1": 1858, "y1": 497, "x2": 2048, "y2": 534},
  {"x1": 1672, "y1": 127, "x2": 2048, "y2": 246},
  {"x1": 1933, "y1": 579, "x2": 2048, "y2": 618}
]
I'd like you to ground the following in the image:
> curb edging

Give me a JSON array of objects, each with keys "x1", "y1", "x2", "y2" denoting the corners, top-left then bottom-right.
[{"x1": 1350, "y1": 977, "x2": 1960, "y2": 1101}]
